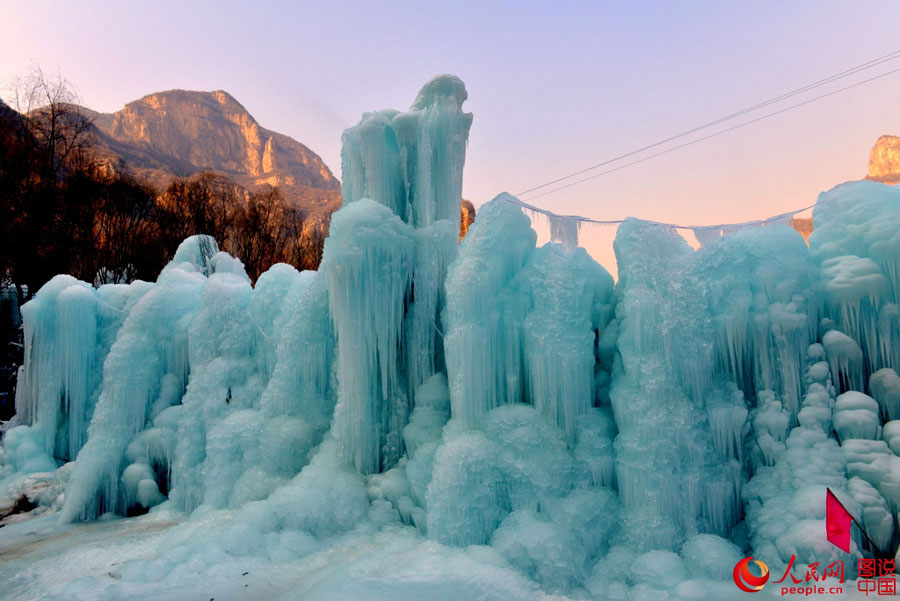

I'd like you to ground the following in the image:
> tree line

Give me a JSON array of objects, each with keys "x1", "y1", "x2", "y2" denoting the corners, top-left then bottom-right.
[{"x1": 0, "y1": 67, "x2": 325, "y2": 308}]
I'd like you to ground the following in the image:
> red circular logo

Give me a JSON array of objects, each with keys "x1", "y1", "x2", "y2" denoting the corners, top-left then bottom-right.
[{"x1": 733, "y1": 557, "x2": 770, "y2": 593}]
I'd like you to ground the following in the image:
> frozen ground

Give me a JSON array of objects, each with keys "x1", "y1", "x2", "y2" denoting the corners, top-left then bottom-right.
[{"x1": 1, "y1": 509, "x2": 815, "y2": 601}]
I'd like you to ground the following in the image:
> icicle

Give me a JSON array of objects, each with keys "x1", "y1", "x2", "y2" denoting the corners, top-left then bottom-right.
[
  {"x1": 548, "y1": 214, "x2": 580, "y2": 251},
  {"x1": 404, "y1": 220, "x2": 458, "y2": 402},
  {"x1": 56, "y1": 285, "x2": 99, "y2": 460},
  {"x1": 520, "y1": 244, "x2": 614, "y2": 442},
  {"x1": 706, "y1": 381, "x2": 748, "y2": 463},
  {"x1": 820, "y1": 255, "x2": 884, "y2": 372},
  {"x1": 324, "y1": 200, "x2": 415, "y2": 475},
  {"x1": 822, "y1": 329, "x2": 865, "y2": 393}
]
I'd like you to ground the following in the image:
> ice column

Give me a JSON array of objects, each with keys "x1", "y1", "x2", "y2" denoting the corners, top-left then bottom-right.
[
  {"x1": 611, "y1": 219, "x2": 743, "y2": 551},
  {"x1": 520, "y1": 243, "x2": 614, "y2": 441},
  {"x1": 339, "y1": 75, "x2": 472, "y2": 405},
  {"x1": 341, "y1": 74, "x2": 472, "y2": 229},
  {"x1": 170, "y1": 257, "x2": 259, "y2": 512},
  {"x1": 324, "y1": 200, "x2": 415, "y2": 474},
  {"x1": 443, "y1": 196, "x2": 537, "y2": 426},
  {"x1": 14, "y1": 274, "x2": 146, "y2": 462},
  {"x1": 326, "y1": 75, "x2": 472, "y2": 472},
  {"x1": 16, "y1": 276, "x2": 95, "y2": 457}
]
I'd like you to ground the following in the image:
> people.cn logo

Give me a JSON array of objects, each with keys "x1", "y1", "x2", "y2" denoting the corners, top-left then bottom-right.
[{"x1": 733, "y1": 557, "x2": 770, "y2": 593}]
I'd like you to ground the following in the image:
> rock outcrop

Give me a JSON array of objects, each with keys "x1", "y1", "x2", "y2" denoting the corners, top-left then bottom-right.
[
  {"x1": 460, "y1": 199, "x2": 476, "y2": 239},
  {"x1": 866, "y1": 135, "x2": 900, "y2": 185},
  {"x1": 82, "y1": 90, "x2": 341, "y2": 216}
]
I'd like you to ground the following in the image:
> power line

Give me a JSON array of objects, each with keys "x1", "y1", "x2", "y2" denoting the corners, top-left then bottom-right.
[
  {"x1": 522, "y1": 64, "x2": 900, "y2": 201},
  {"x1": 501, "y1": 192, "x2": 815, "y2": 230},
  {"x1": 516, "y1": 49, "x2": 900, "y2": 198}
]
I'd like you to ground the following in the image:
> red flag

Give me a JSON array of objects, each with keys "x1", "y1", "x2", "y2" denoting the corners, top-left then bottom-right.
[{"x1": 826, "y1": 488, "x2": 853, "y2": 553}]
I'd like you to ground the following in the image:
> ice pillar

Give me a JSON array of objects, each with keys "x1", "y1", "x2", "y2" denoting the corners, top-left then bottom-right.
[{"x1": 326, "y1": 76, "x2": 472, "y2": 473}]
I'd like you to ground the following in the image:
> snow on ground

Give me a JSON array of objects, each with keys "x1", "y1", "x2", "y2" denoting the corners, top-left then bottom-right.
[{"x1": 3, "y1": 509, "x2": 849, "y2": 601}]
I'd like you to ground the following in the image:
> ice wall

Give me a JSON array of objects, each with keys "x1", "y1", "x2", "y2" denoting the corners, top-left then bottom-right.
[
  {"x1": 811, "y1": 181, "x2": 900, "y2": 376},
  {"x1": 13, "y1": 276, "x2": 152, "y2": 462},
  {"x1": 5, "y1": 75, "x2": 900, "y2": 598},
  {"x1": 611, "y1": 219, "x2": 746, "y2": 551},
  {"x1": 605, "y1": 183, "x2": 900, "y2": 575}
]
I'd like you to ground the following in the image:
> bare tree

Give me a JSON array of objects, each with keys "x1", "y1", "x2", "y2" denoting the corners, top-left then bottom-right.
[
  {"x1": 1, "y1": 65, "x2": 98, "y2": 304},
  {"x1": 8, "y1": 64, "x2": 95, "y2": 180},
  {"x1": 230, "y1": 187, "x2": 282, "y2": 280}
]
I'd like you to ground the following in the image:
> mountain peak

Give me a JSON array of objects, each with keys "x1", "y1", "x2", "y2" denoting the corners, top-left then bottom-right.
[
  {"x1": 131, "y1": 89, "x2": 246, "y2": 112},
  {"x1": 88, "y1": 89, "x2": 340, "y2": 215}
]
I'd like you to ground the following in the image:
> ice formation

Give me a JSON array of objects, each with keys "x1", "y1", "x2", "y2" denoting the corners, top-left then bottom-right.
[{"x1": 3, "y1": 76, "x2": 900, "y2": 600}]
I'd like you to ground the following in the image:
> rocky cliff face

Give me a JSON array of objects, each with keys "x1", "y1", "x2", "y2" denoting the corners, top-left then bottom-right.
[
  {"x1": 71, "y1": 89, "x2": 476, "y2": 230},
  {"x1": 866, "y1": 135, "x2": 900, "y2": 185},
  {"x1": 84, "y1": 90, "x2": 341, "y2": 216},
  {"x1": 460, "y1": 199, "x2": 475, "y2": 239}
]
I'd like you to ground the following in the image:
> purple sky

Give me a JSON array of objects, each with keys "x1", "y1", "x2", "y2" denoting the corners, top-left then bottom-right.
[{"x1": 4, "y1": 1, "x2": 900, "y2": 272}]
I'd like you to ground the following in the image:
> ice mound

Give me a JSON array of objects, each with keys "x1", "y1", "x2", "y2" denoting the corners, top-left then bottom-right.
[
  {"x1": 870, "y1": 367, "x2": 900, "y2": 421},
  {"x1": 833, "y1": 391, "x2": 881, "y2": 441}
]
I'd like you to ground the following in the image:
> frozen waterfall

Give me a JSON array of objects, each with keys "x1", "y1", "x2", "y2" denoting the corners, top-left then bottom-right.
[{"x1": 3, "y1": 75, "x2": 900, "y2": 599}]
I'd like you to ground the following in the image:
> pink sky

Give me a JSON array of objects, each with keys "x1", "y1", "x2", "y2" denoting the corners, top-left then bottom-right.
[{"x1": 3, "y1": 1, "x2": 899, "y2": 275}]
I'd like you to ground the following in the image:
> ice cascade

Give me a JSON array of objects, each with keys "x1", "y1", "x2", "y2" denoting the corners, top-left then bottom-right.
[{"x1": 4, "y1": 77, "x2": 900, "y2": 600}]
